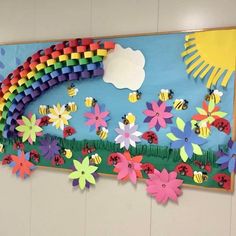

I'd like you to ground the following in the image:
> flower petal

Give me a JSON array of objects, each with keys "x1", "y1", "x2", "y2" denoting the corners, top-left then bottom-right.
[
  {"x1": 79, "y1": 176, "x2": 86, "y2": 190},
  {"x1": 171, "y1": 140, "x2": 184, "y2": 149},
  {"x1": 171, "y1": 127, "x2": 185, "y2": 139},
  {"x1": 228, "y1": 158, "x2": 236, "y2": 173},
  {"x1": 73, "y1": 160, "x2": 82, "y2": 171},
  {"x1": 216, "y1": 155, "x2": 231, "y2": 164},
  {"x1": 87, "y1": 165, "x2": 98, "y2": 174},
  {"x1": 196, "y1": 107, "x2": 207, "y2": 115},
  {"x1": 86, "y1": 173, "x2": 96, "y2": 184},
  {"x1": 180, "y1": 146, "x2": 188, "y2": 162},
  {"x1": 69, "y1": 171, "x2": 80, "y2": 179},
  {"x1": 176, "y1": 117, "x2": 185, "y2": 131},
  {"x1": 192, "y1": 143, "x2": 203, "y2": 155},
  {"x1": 166, "y1": 133, "x2": 179, "y2": 141}
]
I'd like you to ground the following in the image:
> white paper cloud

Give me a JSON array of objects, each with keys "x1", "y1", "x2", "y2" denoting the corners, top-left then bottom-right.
[{"x1": 103, "y1": 44, "x2": 145, "y2": 90}]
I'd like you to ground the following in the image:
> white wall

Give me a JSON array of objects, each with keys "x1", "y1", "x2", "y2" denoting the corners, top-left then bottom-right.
[{"x1": 0, "y1": 0, "x2": 236, "y2": 235}]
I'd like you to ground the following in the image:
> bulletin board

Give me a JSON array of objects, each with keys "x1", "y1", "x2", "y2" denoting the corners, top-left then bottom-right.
[{"x1": 0, "y1": 27, "x2": 235, "y2": 205}]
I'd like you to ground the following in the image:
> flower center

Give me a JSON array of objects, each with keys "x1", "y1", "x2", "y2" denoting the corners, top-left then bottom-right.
[
  {"x1": 184, "y1": 138, "x2": 188, "y2": 142},
  {"x1": 95, "y1": 116, "x2": 99, "y2": 120},
  {"x1": 58, "y1": 115, "x2": 61, "y2": 118},
  {"x1": 124, "y1": 133, "x2": 130, "y2": 138},
  {"x1": 20, "y1": 162, "x2": 23, "y2": 166},
  {"x1": 155, "y1": 112, "x2": 159, "y2": 116},
  {"x1": 49, "y1": 145, "x2": 51, "y2": 149},
  {"x1": 162, "y1": 184, "x2": 166, "y2": 188},
  {"x1": 207, "y1": 112, "x2": 211, "y2": 117},
  {"x1": 81, "y1": 171, "x2": 85, "y2": 175}
]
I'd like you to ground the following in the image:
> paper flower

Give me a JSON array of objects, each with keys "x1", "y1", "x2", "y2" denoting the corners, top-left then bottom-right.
[
  {"x1": 113, "y1": 151, "x2": 143, "y2": 184},
  {"x1": 146, "y1": 169, "x2": 183, "y2": 204},
  {"x1": 69, "y1": 157, "x2": 98, "y2": 190},
  {"x1": 216, "y1": 139, "x2": 236, "y2": 173},
  {"x1": 15, "y1": 114, "x2": 43, "y2": 144},
  {"x1": 84, "y1": 103, "x2": 110, "y2": 131},
  {"x1": 167, "y1": 117, "x2": 205, "y2": 162},
  {"x1": 9, "y1": 151, "x2": 35, "y2": 179},
  {"x1": 143, "y1": 100, "x2": 173, "y2": 131},
  {"x1": 48, "y1": 103, "x2": 72, "y2": 130},
  {"x1": 39, "y1": 136, "x2": 60, "y2": 160},
  {"x1": 192, "y1": 100, "x2": 227, "y2": 126},
  {"x1": 115, "y1": 122, "x2": 142, "y2": 149}
]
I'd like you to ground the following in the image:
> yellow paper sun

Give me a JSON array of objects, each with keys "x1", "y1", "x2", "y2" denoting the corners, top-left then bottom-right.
[{"x1": 182, "y1": 29, "x2": 236, "y2": 88}]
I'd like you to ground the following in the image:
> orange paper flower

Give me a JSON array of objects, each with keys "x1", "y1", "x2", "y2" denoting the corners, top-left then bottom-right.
[{"x1": 9, "y1": 151, "x2": 35, "y2": 179}]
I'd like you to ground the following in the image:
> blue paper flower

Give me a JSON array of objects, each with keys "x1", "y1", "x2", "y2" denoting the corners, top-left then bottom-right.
[
  {"x1": 216, "y1": 139, "x2": 236, "y2": 173},
  {"x1": 167, "y1": 117, "x2": 206, "y2": 162}
]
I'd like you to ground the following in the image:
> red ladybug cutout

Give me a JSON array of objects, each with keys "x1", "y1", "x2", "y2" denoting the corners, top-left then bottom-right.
[
  {"x1": 141, "y1": 163, "x2": 155, "y2": 174},
  {"x1": 175, "y1": 163, "x2": 193, "y2": 177},
  {"x1": 107, "y1": 153, "x2": 122, "y2": 166},
  {"x1": 39, "y1": 116, "x2": 50, "y2": 127},
  {"x1": 13, "y1": 141, "x2": 24, "y2": 151},
  {"x1": 81, "y1": 144, "x2": 96, "y2": 156},
  {"x1": 63, "y1": 126, "x2": 76, "y2": 138},
  {"x1": 30, "y1": 150, "x2": 40, "y2": 164},
  {"x1": 212, "y1": 118, "x2": 231, "y2": 135},
  {"x1": 194, "y1": 160, "x2": 212, "y2": 172},
  {"x1": 142, "y1": 131, "x2": 158, "y2": 144},
  {"x1": 51, "y1": 154, "x2": 64, "y2": 166},
  {"x1": 213, "y1": 173, "x2": 231, "y2": 190},
  {"x1": 2, "y1": 155, "x2": 13, "y2": 165}
]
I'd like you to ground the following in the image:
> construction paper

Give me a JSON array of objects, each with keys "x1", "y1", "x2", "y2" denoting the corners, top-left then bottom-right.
[
  {"x1": 0, "y1": 31, "x2": 234, "y2": 196},
  {"x1": 146, "y1": 169, "x2": 183, "y2": 205},
  {"x1": 113, "y1": 151, "x2": 142, "y2": 184},
  {"x1": 182, "y1": 29, "x2": 236, "y2": 88},
  {"x1": 69, "y1": 157, "x2": 98, "y2": 190},
  {"x1": 103, "y1": 44, "x2": 145, "y2": 90},
  {"x1": 9, "y1": 151, "x2": 35, "y2": 179}
]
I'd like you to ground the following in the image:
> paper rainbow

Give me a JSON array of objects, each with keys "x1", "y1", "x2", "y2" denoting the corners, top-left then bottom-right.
[{"x1": 0, "y1": 38, "x2": 115, "y2": 138}]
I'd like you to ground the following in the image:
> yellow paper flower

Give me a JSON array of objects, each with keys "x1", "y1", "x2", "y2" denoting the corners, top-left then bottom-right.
[{"x1": 48, "y1": 103, "x2": 72, "y2": 130}]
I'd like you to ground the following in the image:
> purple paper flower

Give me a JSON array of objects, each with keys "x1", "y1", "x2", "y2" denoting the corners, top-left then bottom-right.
[
  {"x1": 216, "y1": 139, "x2": 236, "y2": 173},
  {"x1": 115, "y1": 122, "x2": 142, "y2": 150},
  {"x1": 143, "y1": 100, "x2": 173, "y2": 131},
  {"x1": 167, "y1": 117, "x2": 205, "y2": 162},
  {"x1": 39, "y1": 136, "x2": 60, "y2": 160}
]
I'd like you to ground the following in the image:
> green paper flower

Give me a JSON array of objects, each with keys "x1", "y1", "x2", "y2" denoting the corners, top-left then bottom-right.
[
  {"x1": 16, "y1": 114, "x2": 43, "y2": 144},
  {"x1": 69, "y1": 157, "x2": 98, "y2": 190}
]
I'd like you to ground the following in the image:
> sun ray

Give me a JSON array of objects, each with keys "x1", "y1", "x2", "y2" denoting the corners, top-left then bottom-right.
[
  {"x1": 185, "y1": 52, "x2": 199, "y2": 65},
  {"x1": 199, "y1": 65, "x2": 212, "y2": 79},
  {"x1": 193, "y1": 61, "x2": 208, "y2": 78},
  {"x1": 182, "y1": 29, "x2": 236, "y2": 88},
  {"x1": 222, "y1": 70, "x2": 234, "y2": 87},
  {"x1": 186, "y1": 58, "x2": 204, "y2": 74},
  {"x1": 212, "y1": 68, "x2": 225, "y2": 86},
  {"x1": 206, "y1": 67, "x2": 219, "y2": 88}
]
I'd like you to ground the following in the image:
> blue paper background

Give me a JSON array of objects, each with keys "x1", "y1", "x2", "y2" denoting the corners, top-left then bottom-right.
[{"x1": 0, "y1": 33, "x2": 234, "y2": 151}]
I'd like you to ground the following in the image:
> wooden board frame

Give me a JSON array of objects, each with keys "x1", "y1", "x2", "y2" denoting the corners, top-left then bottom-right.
[{"x1": 0, "y1": 26, "x2": 235, "y2": 193}]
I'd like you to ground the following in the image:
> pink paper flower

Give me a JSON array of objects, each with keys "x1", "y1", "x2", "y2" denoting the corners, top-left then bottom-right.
[
  {"x1": 84, "y1": 104, "x2": 110, "y2": 131},
  {"x1": 146, "y1": 169, "x2": 183, "y2": 204},
  {"x1": 143, "y1": 100, "x2": 173, "y2": 131},
  {"x1": 113, "y1": 151, "x2": 143, "y2": 184}
]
